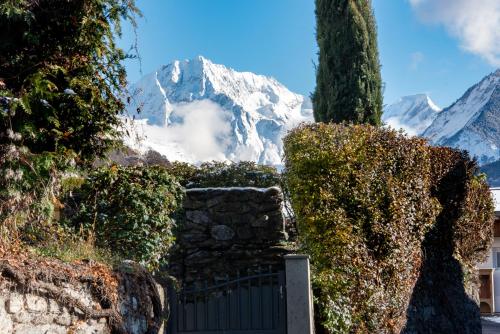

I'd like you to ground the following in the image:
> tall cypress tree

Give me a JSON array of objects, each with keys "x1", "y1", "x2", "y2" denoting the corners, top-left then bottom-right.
[{"x1": 313, "y1": 0, "x2": 383, "y2": 125}]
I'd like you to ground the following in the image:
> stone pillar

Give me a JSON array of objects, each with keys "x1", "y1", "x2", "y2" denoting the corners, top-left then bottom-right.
[{"x1": 285, "y1": 254, "x2": 314, "y2": 334}]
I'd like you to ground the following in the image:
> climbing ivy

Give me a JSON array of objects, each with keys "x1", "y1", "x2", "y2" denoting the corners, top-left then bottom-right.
[{"x1": 65, "y1": 166, "x2": 184, "y2": 269}]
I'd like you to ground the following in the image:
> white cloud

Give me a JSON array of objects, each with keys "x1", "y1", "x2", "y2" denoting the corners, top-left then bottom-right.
[
  {"x1": 164, "y1": 100, "x2": 232, "y2": 161},
  {"x1": 409, "y1": 0, "x2": 500, "y2": 66},
  {"x1": 124, "y1": 100, "x2": 232, "y2": 163},
  {"x1": 410, "y1": 51, "x2": 424, "y2": 70},
  {"x1": 384, "y1": 117, "x2": 418, "y2": 137}
]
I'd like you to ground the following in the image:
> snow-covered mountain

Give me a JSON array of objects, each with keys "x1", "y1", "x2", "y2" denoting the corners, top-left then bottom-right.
[
  {"x1": 384, "y1": 70, "x2": 499, "y2": 165},
  {"x1": 123, "y1": 56, "x2": 313, "y2": 165},
  {"x1": 422, "y1": 69, "x2": 500, "y2": 165},
  {"x1": 383, "y1": 94, "x2": 441, "y2": 136},
  {"x1": 124, "y1": 57, "x2": 499, "y2": 167}
]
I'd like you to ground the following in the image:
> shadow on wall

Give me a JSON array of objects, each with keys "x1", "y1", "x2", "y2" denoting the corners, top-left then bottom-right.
[{"x1": 403, "y1": 160, "x2": 482, "y2": 334}]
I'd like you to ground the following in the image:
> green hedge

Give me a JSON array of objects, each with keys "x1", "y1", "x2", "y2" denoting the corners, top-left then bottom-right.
[
  {"x1": 283, "y1": 123, "x2": 494, "y2": 333},
  {"x1": 428, "y1": 147, "x2": 494, "y2": 265},
  {"x1": 402, "y1": 147, "x2": 494, "y2": 332},
  {"x1": 66, "y1": 165, "x2": 184, "y2": 269},
  {"x1": 167, "y1": 161, "x2": 280, "y2": 188}
]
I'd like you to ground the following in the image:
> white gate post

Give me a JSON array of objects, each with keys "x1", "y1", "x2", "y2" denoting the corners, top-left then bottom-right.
[{"x1": 284, "y1": 254, "x2": 314, "y2": 334}]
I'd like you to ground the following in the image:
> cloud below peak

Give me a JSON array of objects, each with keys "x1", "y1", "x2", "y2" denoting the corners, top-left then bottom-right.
[{"x1": 409, "y1": 0, "x2": 500, "y2": 66}]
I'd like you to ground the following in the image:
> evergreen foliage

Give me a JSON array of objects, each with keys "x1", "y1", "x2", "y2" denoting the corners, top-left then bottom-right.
[
  {"x1": 167, "y1": 161, "x2": 280, "y2": 189},
  {"x1": 0, "y1": 143, "x2": 74, "y2": 243},
  {"x1": 0, "y1": 0, "x2": 141, "y2": 264},
  {"x1": 313, "y1": 0, "x2": 383, "y2": 125},
  {"x1": 403, "y1": 147, "x2": 494, "y2": 332},
  {"x1": 283, "y1": 123, "x2": 494, "y2": 333},
  {"x1": 0, "y1": 0, "x2": 139, "y2": 161},
  {"x1": 66, "y1": 166, "x2": 184, "y2": 269}
]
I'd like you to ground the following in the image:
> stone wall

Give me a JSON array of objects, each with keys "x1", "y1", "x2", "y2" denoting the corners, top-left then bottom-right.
[
  {"x1": 0, "y1": 287, "x2": 109, "y2": 334},
  {"x1": 0, "y1": 260, "x2": 164, "y2": 334},
  {"x1": 170, "y1": 187, "x2": 291, "y2": 282}
]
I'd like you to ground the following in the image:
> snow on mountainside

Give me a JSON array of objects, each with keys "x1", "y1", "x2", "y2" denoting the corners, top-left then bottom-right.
[
  {"x1": 422, "y1": 69, "x2": 500, "y2": 165},
  {"x1": 383, "y1": 94, "x2": 441, "y2": 136},
  {"x1": 123, "y1": 56, "x2": 313, "y2": 165}
]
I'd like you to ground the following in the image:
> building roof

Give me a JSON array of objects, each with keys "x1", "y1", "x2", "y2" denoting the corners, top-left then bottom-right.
[{"x1": 492, "y1": 188, "x2": 500, "y2": 214}]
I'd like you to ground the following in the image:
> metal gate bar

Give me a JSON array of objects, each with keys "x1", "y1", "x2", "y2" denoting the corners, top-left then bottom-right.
[{"x1": 168, "y1": 267, "x2": 286, "y2": 334}]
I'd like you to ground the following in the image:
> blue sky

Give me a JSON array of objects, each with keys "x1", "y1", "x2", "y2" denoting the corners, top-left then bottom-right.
[{"x1": 119, "y1": 0, "x2": 498, "y2": 108}]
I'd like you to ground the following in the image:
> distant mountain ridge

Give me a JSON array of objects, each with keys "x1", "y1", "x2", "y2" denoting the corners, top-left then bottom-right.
[
  {"x1": 124, "y1": 56, "x2": 313, "y2": 165},
  {"x1": 124, "y1": 57, "x2": 499, "y2": 169},
  {"x1": 384, "y1": 69, "x2": 500, "y2": 166},
  {"x1": 382, "y1": 94, "x2": 441, "y2": 136},
  {"x1": 422, "y1": 69, "x2": 500, "y2": 165}
]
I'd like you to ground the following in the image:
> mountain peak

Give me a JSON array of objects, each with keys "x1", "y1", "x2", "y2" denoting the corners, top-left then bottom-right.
[
  {"x1": 151, "y1": 56, "x2": 293, "y2": 106},
  {"x1": 422, "y1": 70, "x2": 500, "y2": 165},
  {"x1": 405, "y1": 94, "x2": 441, "y2": 111},
  {"x1": 383, "y1": 94, "x2": 441, "y2": 136},
  {"x1": 395, "y1": 94, "x2": 440, "y2": 110},
  {"x1": 423, "y1": 70, "x2": 499, "y2": 142},
  {"x1": 402, "y1": 93, "x2": 429, "y2": 100},
  {"x1": 185, "y1": 55, "x2": 214, "y2": 71},
  {"x1": 124, "y1": 57, "x2": 313, "y2": 165},
  {"x1": 195, "y1": 54, "x2": 209, "y2": 63}
]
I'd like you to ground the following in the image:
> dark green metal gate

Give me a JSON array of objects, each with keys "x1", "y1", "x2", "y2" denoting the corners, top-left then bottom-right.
[{"x1": 168, "y1": 268, "x2": 286, "y2": 334}]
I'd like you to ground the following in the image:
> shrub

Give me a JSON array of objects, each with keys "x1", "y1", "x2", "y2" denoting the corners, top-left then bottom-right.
[
  {"x1": 401, "y1": 147, "x2": 495, "y2": 332},
  {"x1": 0, "y1": 141, "x2": 114, "y2": 266},
  {"x1": 168, "y1": 161, "x2": 280, "y2": 189},
  {"x1": 66, "y1": 165, "x2": 184, "y2": 269},
  {"x1": 30, "y1": 235, "x2": 120, "y2": 267},
  {"x1": 0, "y1": 143, "x2": 77, "y2": 243},
  {"x1": 428, "y1": 147, "x2": 494, "y2": 266},
  {"x1": 0, "y1": 0, "x2": 142, "y2": 265},
  {"x1": 165, "y1": 162, "x2": 198, "y2": 186},
  {"x1": 283, "y1": 123, "x2": 494, "y2": 333}
]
